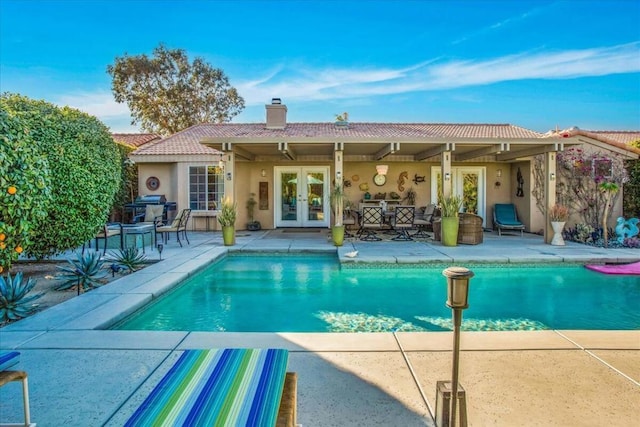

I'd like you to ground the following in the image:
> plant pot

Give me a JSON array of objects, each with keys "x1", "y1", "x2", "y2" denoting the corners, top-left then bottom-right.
[
  {"x1": 222, "y1": 225, "x2": 235, "y2": 246},
  {"x1": 332, "y1": 225, "x2": 345, "y2": 247},
  {"x1": 550, "y1": 221, "x2": 566, "y2": 246},
  {"x1": 441, "y1": 217, "x2": 459, "y2": 246}
]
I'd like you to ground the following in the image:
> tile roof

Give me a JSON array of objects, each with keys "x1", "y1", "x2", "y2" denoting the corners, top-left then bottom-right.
[
  {"x1": 553, "y1": 129, "x2": 640, "y2": 155},
  {"x1": 132, "y1": 122, "x2": 545, "y2": 156},
  {"x1": 112, "y1": 133, "x2": 161, "y2": 148}
]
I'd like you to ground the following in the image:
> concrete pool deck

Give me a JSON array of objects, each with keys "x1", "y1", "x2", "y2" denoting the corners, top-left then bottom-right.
[{"x1": 1, "y1": 230, "x2": 638, "y2": 426}]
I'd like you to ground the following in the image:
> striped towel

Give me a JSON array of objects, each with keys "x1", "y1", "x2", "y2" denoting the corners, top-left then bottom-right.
[{"x1": 125, "y1": 348, "x2": 288, "y2": 427}]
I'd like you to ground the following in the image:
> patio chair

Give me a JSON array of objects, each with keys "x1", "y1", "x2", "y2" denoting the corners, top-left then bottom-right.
[
  {"x1": 493, "y1": 203, "x2": 525, "y2": 236},
  {"x1": 92, "y1": 223, "x2": 123, "y2": 255},
  {"x1": 391, "y1": 205, "x2": 415, "y2": 241},
  {"x1": 412, "y1": 203, "x2": 436, "y2": 238},
  {"x1": 124, "y1": 348, "x2": 296, "y2": 427},
  {"x1": 358, "y1": 206, "x2": 384, "y2": 241},
  {"x1": 133, "y1": 204, "x2": 164, "y2": 226},
  {"x1": 156, "y1": 208, "x2": 191, "y2": 247},
  {"x1": 342, "y1": 209, "x2": 358, "y2": 237},
  {"x1": 0, "y1": 351, "x2": 33, "y2": 426}
]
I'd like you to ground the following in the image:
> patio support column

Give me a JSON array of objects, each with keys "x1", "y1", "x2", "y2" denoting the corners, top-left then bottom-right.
[
  {"x1": 441, "y1": 151, "x2": 453, "y2": 198},
  {"x1": 334, "y1": 149, "x2": 344, "y2": 221},
  {"x1": 544, "y1": 151, "x2": 557, "y2": 244},
  {"x1": 223, "y1": 151, "x2": 236, "y2": 203}
]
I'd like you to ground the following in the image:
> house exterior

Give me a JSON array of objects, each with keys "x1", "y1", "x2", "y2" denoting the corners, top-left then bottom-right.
[{"x1": 129, "y1": 99, "x2": 639, "y2": 242}]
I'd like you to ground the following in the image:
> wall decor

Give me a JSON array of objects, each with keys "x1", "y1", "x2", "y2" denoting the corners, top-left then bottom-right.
[
  {"x1": 516, "y1": 167, "x2": 524, "y2": 197},
  {"x1": 146, "y1": 176, "x2": 160, "y2": 191},
  {"x1": 397, "y1": 171, "x2": 408, "y2": 191},
  {"x1": 259, "y1": 181, "x2": 269, "y2": 210},
  {"x1": 412, "y1": 174, "x2": 425, "y2": 185}
]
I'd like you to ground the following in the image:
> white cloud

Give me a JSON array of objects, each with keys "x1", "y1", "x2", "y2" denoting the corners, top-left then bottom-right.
[
  {"x1": 56, "y1": 91, "x2": 131, "y2": 119},
  {"x1": 237, "y1": 42, "x2": 640, "y2": 104}
]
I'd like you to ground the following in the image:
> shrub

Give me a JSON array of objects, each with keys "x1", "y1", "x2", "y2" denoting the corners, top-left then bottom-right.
[
  {"x1": 549, "y1": 204, "x2": 569, "y2": 222},
  {"x1": 107, "y1": 247, "x2": 147, "y2": 273},
  {"x1": 0, "y1": 272, "x2": 43, "y2": 322},
  {"x1": 0, "y1": 93, "x2": 122, "y2": 258},
  {"x1": 0, "y1": 110, "x2": 52, "y2": 272},
  {"x1": 56, "y1": 251, "x2": 108, "y2": 293}
]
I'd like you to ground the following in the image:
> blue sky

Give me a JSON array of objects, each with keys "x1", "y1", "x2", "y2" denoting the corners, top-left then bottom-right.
[{"x1": 1, "y1": 0, "x2": 639, "y2": 133}]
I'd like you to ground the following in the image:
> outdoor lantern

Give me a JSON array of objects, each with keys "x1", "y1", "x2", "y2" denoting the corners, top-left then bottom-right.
[
  {"x1": 444, "y1": 172, "x2": 451, "y2": 181},
  {"x1": 261, "y1": 169, "x2": 267, "y2": 177},
  {"x1": 376, "y1": 164, "x2": 388, "y2": 176},
  {"x1": 550, "y1": 172, "x2": 556, "y2": 181},
  {"x1": 496, "y1": 169, "x2": 502, "y2": 178},
  {"x1": 443, "y1": 266, "x2": 474, "y2": 309},
  {"x1": 436, "y1": 266, "x2": 474, "y2": 427}
]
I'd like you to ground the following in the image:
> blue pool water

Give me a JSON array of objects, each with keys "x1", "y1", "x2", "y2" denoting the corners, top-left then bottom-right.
[{"x1": 114, "y1": 254, "x2": 640, "y2": 332}]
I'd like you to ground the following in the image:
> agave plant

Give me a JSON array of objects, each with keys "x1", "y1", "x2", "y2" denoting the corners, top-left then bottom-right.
[
  {"x1": 56, "y1": 250, "x2": 108, "y2": 293},
  {"x1": 0, "y1": 272, "x2": 44, "y2": 322},
  {"x1": 107, "y1": 247, "x2": 147, "y2": 273}
]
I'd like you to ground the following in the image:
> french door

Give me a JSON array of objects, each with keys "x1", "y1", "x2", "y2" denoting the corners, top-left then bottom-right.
[
  {"x1": 275, "y1": 166, "x2": 329, "y2": 228},
  {"x1": 431, "y1": 167, "x2": 486, "y2": 225}
]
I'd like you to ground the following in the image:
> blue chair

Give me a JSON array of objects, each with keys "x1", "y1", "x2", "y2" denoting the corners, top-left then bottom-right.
[{"x1": 493, "y1": 204, "x2": 525, "y2": 236}]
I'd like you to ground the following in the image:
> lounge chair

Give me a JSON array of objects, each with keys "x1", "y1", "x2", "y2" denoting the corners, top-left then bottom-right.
[
  {"x1": 391, "y1": 205, "x2": 415, "y2": 241},
  {"x1": 493, "y1": 204, "x2": 525, "y2": 236},
  {"x1": 0, "y1": 351, "x2": 33, "y2": 426},
  {"x1": 156, "y1": 208, "x2": 191, "y2": 247},
  {"x1": 125, "y1": 348, "x2": 296, "y2": 427}
]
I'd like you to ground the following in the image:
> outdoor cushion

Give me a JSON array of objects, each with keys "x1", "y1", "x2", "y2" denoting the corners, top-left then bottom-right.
[
  {"x1": 0, "y1": 351, "x2": 20, "y2": 371},
  {"x1": 125, "y1": 348, "x2": 289, "y2": 426}
]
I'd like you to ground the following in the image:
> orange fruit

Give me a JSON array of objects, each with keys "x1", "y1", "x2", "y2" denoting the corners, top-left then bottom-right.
[
  {"x1": 15, "y1": 246, "x2": 23, "y2": 254},
  {"x1": 0, "y1": 233, "x2": 5, "y2": 241},
  {"x1": 7, "y1": 186, "x2": 17, "y2": 195},
  {"x1": 0, "y1": 242, "x2": 5, "y2": 249}
]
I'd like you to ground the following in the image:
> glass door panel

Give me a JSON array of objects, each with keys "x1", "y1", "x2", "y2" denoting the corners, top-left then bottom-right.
[{"x1": 275, "y1": 167, "x2": 329, "y2": 227}]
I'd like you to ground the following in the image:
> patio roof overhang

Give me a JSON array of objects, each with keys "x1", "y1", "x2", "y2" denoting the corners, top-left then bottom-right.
[{"x1": 200, "y1": 136, "x2": 582, "y2": 163}]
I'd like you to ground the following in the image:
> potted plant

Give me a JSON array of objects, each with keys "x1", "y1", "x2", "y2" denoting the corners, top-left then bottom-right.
[
  {"x1": 218, "y1": 197, "x2": 237, "y2": 246},
  {"x1": 246, "y1": 193, "x2": 261, "y2": 231},
  {"x1": 330, "y1": 183, "x2": 346, "y2": 246},
  {"x1": 549, "y1": 204, "x2": 569, "y2": 246},
  {"x1": 439, "y1": 193, "x2": 462, "y2": 246}
]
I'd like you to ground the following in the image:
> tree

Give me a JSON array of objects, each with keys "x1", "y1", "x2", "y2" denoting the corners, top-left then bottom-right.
[
  {"x1": 0, "y1": 110, "x2": 52, "y2": 272},
  {"x1": 599, "y1": 182, "x2": 619, "y2": 247},
  {"x1": 107, "y1": 44, "x2": 245, "y2": 135},
  {"x1": 1, "y1": 93, "x2": 121, "y2": 259}
]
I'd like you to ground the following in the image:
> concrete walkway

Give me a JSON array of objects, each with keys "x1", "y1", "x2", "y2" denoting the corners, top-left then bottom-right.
[{"x1": 1, "y1": 230, "x2": 638, "y2": 426}]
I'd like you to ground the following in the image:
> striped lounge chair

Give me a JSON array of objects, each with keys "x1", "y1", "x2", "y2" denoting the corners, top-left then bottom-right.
[
  {"x1": 0, "y1": 351, "x2": 34, "y2": 426},
  {"x1": 125, "y1": 348, "x2": 296, "y2": 427}
]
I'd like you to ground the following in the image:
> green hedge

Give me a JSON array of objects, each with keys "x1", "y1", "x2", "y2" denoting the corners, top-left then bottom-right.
[{"x1": 1, "y1": 93, "x2": 121, "y2": 259}]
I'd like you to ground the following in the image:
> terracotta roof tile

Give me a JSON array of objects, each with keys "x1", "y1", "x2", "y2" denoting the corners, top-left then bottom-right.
[
  {"x1": 112, "y1": 133, "x2": 161, "y2": 148},
  {"x1": 132, "y1": 122, "x2": 545, "y2": 156}
]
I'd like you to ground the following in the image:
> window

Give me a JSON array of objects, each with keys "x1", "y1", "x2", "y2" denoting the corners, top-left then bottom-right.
[{"x1": 189, "y1": 166, "x2": 224, "y2": 211}]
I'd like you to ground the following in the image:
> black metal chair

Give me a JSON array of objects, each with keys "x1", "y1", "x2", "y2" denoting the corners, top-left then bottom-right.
[
  {"x1": 358, "y1": 206, "x2": 384, "y2": 241},
  {"x1": 391, "y1": 205, "x2": 415, "y2": 241},
  {"x1": 156, "y1": 209, "x2": 192, "y2": 247}
]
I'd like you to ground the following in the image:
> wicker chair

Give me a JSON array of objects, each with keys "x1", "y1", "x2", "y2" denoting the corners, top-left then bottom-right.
[{"x1": 457, "y1": 213, "x2": 484, "y2": 245}]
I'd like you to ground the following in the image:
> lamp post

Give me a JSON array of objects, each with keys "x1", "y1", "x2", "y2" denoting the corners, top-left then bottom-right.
[{"x1": 438, "y1": 266, "x2": 474, "y2": 427}]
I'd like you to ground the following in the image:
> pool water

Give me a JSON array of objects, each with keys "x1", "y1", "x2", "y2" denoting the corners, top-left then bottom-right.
[{"x1": 114, "y1": 254, "x2": 640, "y2": 332}]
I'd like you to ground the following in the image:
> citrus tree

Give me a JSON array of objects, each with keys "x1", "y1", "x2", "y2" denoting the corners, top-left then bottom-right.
[
  {"x1": 0, "y1": 93, "x2": 121, "y2": 259},
  {"x1": 0, "y1": 110, "x2": 52, "y2": 272}
]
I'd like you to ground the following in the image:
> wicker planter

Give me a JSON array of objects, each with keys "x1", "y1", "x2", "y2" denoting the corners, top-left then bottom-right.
[{"x1": 458, "y1": 213, "x2": 483, "y2": 245}]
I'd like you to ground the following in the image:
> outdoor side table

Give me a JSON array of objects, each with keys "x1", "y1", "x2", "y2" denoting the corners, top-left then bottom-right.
[{"x1": 121, "y1": 224, "x2": 155, "y2": 253}]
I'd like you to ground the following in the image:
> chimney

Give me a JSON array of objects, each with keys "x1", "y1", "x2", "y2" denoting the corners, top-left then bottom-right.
[{"x1": 266, "y1": 98, "x2": 287, "y2": 129}]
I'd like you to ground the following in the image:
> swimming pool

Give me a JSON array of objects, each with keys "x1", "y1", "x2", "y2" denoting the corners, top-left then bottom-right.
[{"x1": 113, "y1": 254, "x2": 640, "y2": 332}]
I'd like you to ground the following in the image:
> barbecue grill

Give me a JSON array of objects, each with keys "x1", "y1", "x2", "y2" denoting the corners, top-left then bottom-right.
[{"x1": 123, "y1": 195, "x2": 177, "y2": 224}]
